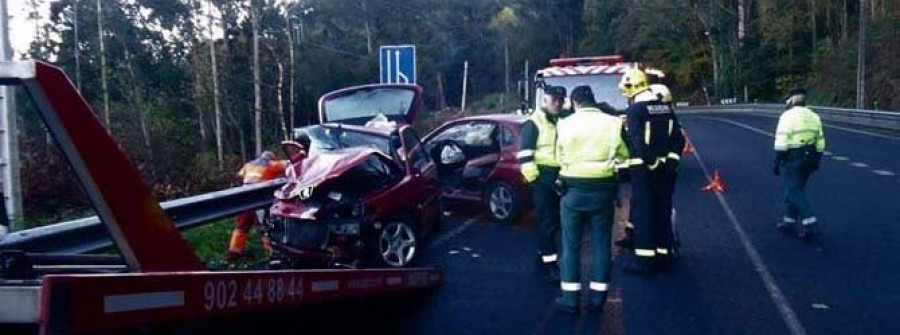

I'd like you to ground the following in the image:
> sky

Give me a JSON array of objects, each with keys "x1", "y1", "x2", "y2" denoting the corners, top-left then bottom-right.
[
  {"x1": 7, "y1": 0, "x2": 48, "y2": 58},
  {"x1": 4, "y1": 0, "x2": 234, "y2": 60}
]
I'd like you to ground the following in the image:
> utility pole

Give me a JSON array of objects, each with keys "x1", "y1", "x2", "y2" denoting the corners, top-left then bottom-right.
[
  {"x1": 0, "y1": 0, "x2": 22, "y2": 231},
  {"x1": 523, "y1": 60, "x2": 529, "y2": 105},
  {"x1": 855, "y1": 0, "x2": 867, "y2": 109},
  {"x1": 460, "y1": 61, "x2": 469, "y2": 113}
]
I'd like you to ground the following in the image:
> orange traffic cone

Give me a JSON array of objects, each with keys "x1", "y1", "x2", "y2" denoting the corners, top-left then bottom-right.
[
  {"x1": 702, "y1": 170, "x2": 726, "y2": 193},
  {"x1": 683, "y1": 133, "x2": 695, "y2": 156}
]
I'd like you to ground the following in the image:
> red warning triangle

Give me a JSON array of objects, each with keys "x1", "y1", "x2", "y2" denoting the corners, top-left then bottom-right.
[
  {"x1": 683, "y1": 132, "x2": 695, "y2": 156},
  {"x1": 702, "y1": 170, "x2": 726, "y2": 193}
]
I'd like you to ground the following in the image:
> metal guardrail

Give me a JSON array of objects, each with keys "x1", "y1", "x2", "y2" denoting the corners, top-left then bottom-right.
[
  {"x1": 680, "y1": 103, "x2": 900, "y2": 132},
  {"x1": 0, "y1": 178, "x2": 286, "y2": 254}
]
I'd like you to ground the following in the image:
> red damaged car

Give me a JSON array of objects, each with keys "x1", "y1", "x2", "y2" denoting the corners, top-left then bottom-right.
[
  {"x1": 421, "y1": 115, "x2": 532, "y2": 224},
  {"x1": 265, "y1": 84, "x2": 453, "y2": 268}
]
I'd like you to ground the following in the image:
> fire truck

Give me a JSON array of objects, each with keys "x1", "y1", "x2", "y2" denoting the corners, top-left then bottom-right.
[{"x1": 521, "y1": 55, "x2": 654, "y2": 114}]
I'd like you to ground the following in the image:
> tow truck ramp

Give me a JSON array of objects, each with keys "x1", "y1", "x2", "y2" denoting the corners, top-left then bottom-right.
[{"x1": 0, "y1": 61, "x2": 442, "y2": 334}]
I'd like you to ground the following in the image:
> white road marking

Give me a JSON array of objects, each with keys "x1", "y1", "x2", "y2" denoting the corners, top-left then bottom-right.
[
  {"x1": 698, "y1": 118, "x2": 900, "y2": 180},
  {"x1": 448, "y1": 250, "x2": 459, "y2": 255},
  {"x1": 428, "y1": 218, "x2": 477, "y2": 250},
  {"x1": 691, "y1": 144, "x2": 808, "y2": 335},
  {"x1": 104, "y1": 291, "x2": 185, "y2": 314},
  {"x1": 728, "y1": 112, "x2": 900, "y2": 141},
  {"x1": 823, "y1": 123, "x2": 900, "y2": 141},
  {"x1": 702, "y1": 116, "x2": 774, "y2": 137},
  {"x1": 873, "y1": 170, "x2": 896, "y2": 176}
]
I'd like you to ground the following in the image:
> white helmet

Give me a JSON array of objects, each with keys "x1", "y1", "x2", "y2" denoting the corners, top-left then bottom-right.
[{"x1": 649, "y1": 84, "x2": 673, "y2": 103}]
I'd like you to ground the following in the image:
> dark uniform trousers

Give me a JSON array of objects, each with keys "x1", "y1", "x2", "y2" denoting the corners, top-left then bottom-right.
[
  {"x1": 559, "y1": 182, "x2": 617, "y2": 307},
  {"x1": 631, "y1": 163, "x2": 677, "y2": 256},
  {"x1": 782, "y1": 147, "x2": 817, "y2": 222},
  {"x1": 533, "y1": 167, "x2": 561, "y2": 260}
]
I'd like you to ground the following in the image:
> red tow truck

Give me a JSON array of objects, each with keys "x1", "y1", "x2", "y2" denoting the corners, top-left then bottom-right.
[{"x1": 0, "y1": 61, "x2": 442, "y2": 335}]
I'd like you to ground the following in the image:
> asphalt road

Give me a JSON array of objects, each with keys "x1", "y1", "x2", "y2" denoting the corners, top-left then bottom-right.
[
  {"x1": 396, "y1": 111, "x2": 900, "y2": 335},
  {"x1": 102, "y1": 111, "x2": 898, "y2": 335}
]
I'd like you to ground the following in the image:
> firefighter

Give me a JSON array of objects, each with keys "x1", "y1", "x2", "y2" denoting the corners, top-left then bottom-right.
[
  {"x1": 619, "y1": 69, "x2": 685, "y2": 275},
  {"x1": 554, "y1": 85, "x2": 630, "y2": 313},
  {"x1": 519, "y1": 85, "x2": 567, "y2": 280},
  {"x1": 773, "y1": 88, "x2": 825, "y2": 241},
  {"x1": 615, "y1": 83, "x2": 682, "y2": 251},
  {"x1": 228, "y1": 151, "x2": 288, "y2": 261}
]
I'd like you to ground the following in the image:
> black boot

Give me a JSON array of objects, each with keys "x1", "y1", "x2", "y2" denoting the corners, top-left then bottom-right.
[
  {"x1": 587, "y1": 292, "x2": 607, "y2": 313},
  {"x1": 797, "y1": 223, "x2": 819, "y2": 241},
  {"x1": 554, "y1": 297, "x2": 579, "y2": 314},
  {"x1": 655, "y1": 254, "x2": 675, "y2": 273},
  {"x1": 776, "y1": 221, "x2": 796, "y2": 233},
  {"x1": 623, "y1": 256, "x2": 656, "y2": 276}
]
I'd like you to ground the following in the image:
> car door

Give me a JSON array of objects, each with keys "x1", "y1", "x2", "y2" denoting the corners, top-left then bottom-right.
[
  {"x1": 457, "y1": 121, "x2": 501, "y2": 187},
  {"x1": 399, "y1": 127, "x2": 440, "y2": 236}
]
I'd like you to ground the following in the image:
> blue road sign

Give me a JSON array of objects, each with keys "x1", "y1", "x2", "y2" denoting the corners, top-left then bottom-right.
[{"x1": 380, "y1": 45, "x2": 416, "y2": 84}]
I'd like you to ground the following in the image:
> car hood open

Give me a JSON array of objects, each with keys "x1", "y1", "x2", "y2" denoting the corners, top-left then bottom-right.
[{"x1": 318, "y1": 84, "x2": 422, "y2": 125}]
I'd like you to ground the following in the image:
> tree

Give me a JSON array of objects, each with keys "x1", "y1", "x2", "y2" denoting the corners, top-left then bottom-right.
[
  {"x1": 208, "y1": 0, "x2": 224, "y2": 169},
  {"x1": 96, "y1": 0, "x2": 110, "y2": 128}
]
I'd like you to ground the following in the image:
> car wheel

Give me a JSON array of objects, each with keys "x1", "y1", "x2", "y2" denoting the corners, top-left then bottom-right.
[
  {"x1": 372, "y1": 219, "x2": 418, "y2": 268},
  {"x1": 485, "y1": 181, "x2": 521, "y2": 224}
]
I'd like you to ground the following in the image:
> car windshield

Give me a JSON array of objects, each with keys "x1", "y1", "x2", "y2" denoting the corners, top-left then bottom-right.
[
  {"x1": 537, "y1": 74, "x2": 628, "y2": 111},
  {"x1": 323, "y1": 88, "x2": 415, "y2": 123},
  {"x1": 295, "y1": 125, "x2": 391, "y2": 155}
]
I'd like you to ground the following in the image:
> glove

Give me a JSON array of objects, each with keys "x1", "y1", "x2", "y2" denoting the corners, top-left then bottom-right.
[
  {"x1": 521, "y1": 163, "x2": 539, "y2": 183},
  {"x1": 773, "y1": 152, "x2": 786, "y2": 176}
]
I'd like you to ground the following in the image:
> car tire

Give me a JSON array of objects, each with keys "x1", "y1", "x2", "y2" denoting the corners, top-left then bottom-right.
[
  {"x1": 484, "y1": 180, "x2": 521, "y2": 224},
  {"x1": 368, "y1": 217, "x2": 419, "y2": 268}
]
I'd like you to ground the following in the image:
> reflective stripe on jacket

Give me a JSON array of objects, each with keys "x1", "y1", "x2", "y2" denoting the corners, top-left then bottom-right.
[
  {"x1": 774, "y1": 106, "x2": 825, "y2": 152},
  {"x1": 519, "y1": 109, "x2": 560, "y2": 182},
  {"x1": 556, "y1": 107, "x2": 630, "y2": 180}
]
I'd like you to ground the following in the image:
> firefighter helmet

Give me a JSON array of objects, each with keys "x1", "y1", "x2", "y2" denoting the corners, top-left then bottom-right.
[
  {"x1": 618, "y1": 68, "x2": 650, "y2": 98},
  {"x1": 649, "y1": 84, "x2": 673, "y2": 103}
]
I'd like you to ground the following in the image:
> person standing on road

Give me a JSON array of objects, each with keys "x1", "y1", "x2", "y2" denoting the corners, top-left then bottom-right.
[
  {"x1": 554, "y1": 85, "x2": 630, "y2": 313},
  {"x1": 619, "y1": 69, "x2": 685, "y2": 275},
  {"x1": 519, "y1": 86, "x2": 567, "y2": 280},
  {"x1": 773, "y1": 88, "x2": 825, "y2": 241}
]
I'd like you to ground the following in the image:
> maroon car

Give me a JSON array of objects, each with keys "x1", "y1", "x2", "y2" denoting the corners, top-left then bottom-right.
[
  {"x1": 422, "y1": 114, "x2": 532, "y2": 224},
  {"x1": 266, "y1": 84, "x2": 445, "y2": 268}
]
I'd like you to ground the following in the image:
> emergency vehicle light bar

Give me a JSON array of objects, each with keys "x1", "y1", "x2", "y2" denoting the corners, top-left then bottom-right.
[{"x1": 549, "y1": 55, "x2": 624, "y2": 67}]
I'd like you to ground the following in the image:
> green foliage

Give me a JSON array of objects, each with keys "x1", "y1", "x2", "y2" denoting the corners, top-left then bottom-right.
[
  {"x1": 16, "y1": 0, "x2": 897, "y2": 225},
  {"x1": 578, "y1": 0, "x2": 897, "y2": 109},
  {"x1": 182, "y1": 218, "x2": 267, "y2": 269}
]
